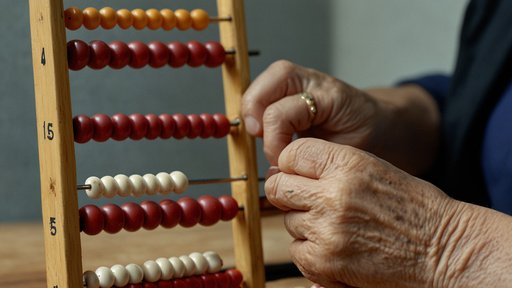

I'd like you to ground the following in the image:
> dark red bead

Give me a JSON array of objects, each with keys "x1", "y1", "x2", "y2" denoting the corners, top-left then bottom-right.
[
  {"x1": 88, "y1": 40, "x2": 111, "y2": 70},
  {"x1": 129, "y1": 113, "x2": 149, "y2": 140},
  {"x1": 201, "y1": 274, "x2": 218, "y2": 288},
  {"x1": 67, "y1": 40, "x2": 90, "y2": 71},
  {"x1": 187, "y1": 41, "x2": 207, "y2": 67},
  {"x1": 124, "y1": 285, "x2": 143, "y2": 288},
  {"x1": 143, "y1": 283, "x2": 159, "y2": 288},
  {"x1": 177, "y1": 197, "x2": 201, "y2": 228},
  {"x1": 159, "y1": 199, "x2": 181, "y2": 228},
  {"x1": 173, "y1": 279, "x2": 187, "y2": 288},
  {"x1": 92, "y1": 114, "x2": 113, "y2": 142},
  {"x1": 121, "y1": 202, "x2": 144, "y2": 232},
  {"x1": 101, "y1": 204, "x2": 125, "y2": 234},
  {"x1": 73, "y1": 115, "x2": 93, "y2": 143},
  {"x1": 79, "y1": 205, "x2": 104, "y2": 235},
  {"x1": 167, "y1": 42, "x2": 189, "y2": 68},
  {"x1": 205, "y1": 41, "x2": 226, "y2": 68},
  {"x1": 158, "y1": 280, "x2": 173, "y2": 288},
  {"x1": 198, "y1": 195, "x2": 222, "y2": 226},
  {"x1": 214, "y1": 272, "x2": 231, "y2": 288},
  {"x1": 148, "y1": 41, "x2": 170, "y2": 68},
  {"x1": 172, "y1": 113, "x2": 190, "y2": 139},
  {"x1": 109, "y1": 41, "x2": 131, "y2": 69},
  {"x1": 140, "y1": 200, "x2": 163, "y2": 230},
  {"x1": 187, "y1": 114, "x2": 203, "y2": 139},
  {"x1": 213, "y1": 114, "x2": 230, "y2": 138},
  {"x1": 185, "y1": 277, "x2": 202, "y2": 288},
  {"x1": 219, "y1": 195, "x2": 239, "y2": 221},
  {"x1": 128, "y1": 41, "x2": 150, "y2": 69},
  {"x1": 225, "y1": 269, "x2": 243, "y2": 288},
  {"x1": 145, "y1": 114, "x2": 162, "y2": 140},
  {"x1": 159, "y1": 114, "x2": 175, "y2": 139},
  {"x1": 199, "y1": 113, "x2": 216, "y2": 138},
  {"x1": 111, "y1": 113, "x2": 132, "y2": 141}
]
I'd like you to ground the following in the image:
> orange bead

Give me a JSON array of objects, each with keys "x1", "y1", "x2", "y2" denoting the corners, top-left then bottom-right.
[
  {"x1": 99, "y1": 7, "x2": 117, "y2": 29},
  {"x1": 160, "y1": 9, "x2": 177, "y2": 31},
  {"x1": 146, "y1": 9, "x2": 162, "y2": 30},
  {"x1": 131, "y1": 9, "x2": 148, "y2": 30},
  {"x1": 175, "y1": 9, "x2": 192, "y2": 31},
  {"x1": 116, "y1": 9, "x2": 133, "y2": 29},
  {"x1": 64, "y1": 7, "x2": 83, "y2": 30},
  {"x1": 191, "y1": 9, "x2": 209, "y2": 31},
  {"x1": 82, "y1": 7, "x2": 100, "y2": 30}
]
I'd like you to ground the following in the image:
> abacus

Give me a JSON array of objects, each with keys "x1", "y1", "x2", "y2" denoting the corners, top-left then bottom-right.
[{"x1": 29, "y1": 1, "x2": 264, "y2": 287}]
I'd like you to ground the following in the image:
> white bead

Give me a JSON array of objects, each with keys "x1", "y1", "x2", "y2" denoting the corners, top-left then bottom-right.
[
  {"x1": 156, "y1": 257, "x2": 175, "y2": 280},
  {"x1": 178, "y1": 255, "x2": 196, "y2": 277},
  {"x1": 125, "y1": 263, "x2": 144, "y2": 284},
  {"x1": 85, "y1": 176, "x2": 104, "y2": 199},
  {"x1": 142, "y1": 260, "x2": 162, "y2": 283},
  {"x1": 143, "y1": 174, "x2": 160, "y2": 195},
  {"x1": 170, "y1": 171, "x2": 188, "y2": 194},
  {"x1": 95, "y1": 266, "x2": 115, "y2": 288},
  {"x1": 83, "y1": 270, "x2": 100, "y2": 288},
  {"x1": 129, "y1": 174, "x2": 147, "y2": 197},
  {"x1": 110, "y1": 264, "x2": 129, "y2": 287},
  {"x1": 169, "y1": 257, "x2": 185, "y2": 278},
  {"x1": 114, "y1": 174, "x2": 132, "y2": 197},
  {"x1": 156, "y1": 172, "x2": 175, "y2": 195},
  {"x1": 203, "y1": 252, "x2": 223, "y2": 273},
  {"x1": 101, "y1": 176, "x2": 119, "y2": 198},
  {"x1": 189, "y1": 252, "x2": 208, "y2": 275}
]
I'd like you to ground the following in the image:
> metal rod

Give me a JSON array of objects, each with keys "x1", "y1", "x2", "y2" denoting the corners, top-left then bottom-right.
[
  {"x1": 230, "y1": 118, "x2": 241, "y2": 126},
  {"x1": 209, "y1": 16, "x2": 233, "y2": 22},
  {"x1": 225, "y1": 49, "x2": 261, "y2": 57}
]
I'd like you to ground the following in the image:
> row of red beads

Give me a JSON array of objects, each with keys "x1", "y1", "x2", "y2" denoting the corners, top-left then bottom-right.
[
  {"x1": 67, "y1": 40, "x2": 226, "y2": 70},
  {"x1": 73, "y1": 113, "x2": 231, "y2": 143},
  {"x1": 80, "y1": 195, "x2": 239, "y2": 235},
  {"x1": 116, "y1": 269, "x2": 243, "y2": 288}
]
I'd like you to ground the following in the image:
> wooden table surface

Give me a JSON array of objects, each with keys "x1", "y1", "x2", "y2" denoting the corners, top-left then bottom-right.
[{"x1": 0, "y1": 215, "x2": 312, "y2": 288}]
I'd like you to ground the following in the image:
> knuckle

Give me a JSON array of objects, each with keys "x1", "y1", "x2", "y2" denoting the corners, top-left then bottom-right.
[{"x1": 269, "y1": 59, "x2": 296, "y2": 75}]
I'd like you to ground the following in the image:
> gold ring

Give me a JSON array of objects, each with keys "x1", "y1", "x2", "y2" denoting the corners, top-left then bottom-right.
[{"x1": 300, "y1": 92, "x2": 317, "y2": 120}]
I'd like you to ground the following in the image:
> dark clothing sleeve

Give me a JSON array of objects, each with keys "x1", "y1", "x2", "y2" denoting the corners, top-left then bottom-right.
[{"x1": 397, "y1": 74, "x2": 451, "y2": 112}]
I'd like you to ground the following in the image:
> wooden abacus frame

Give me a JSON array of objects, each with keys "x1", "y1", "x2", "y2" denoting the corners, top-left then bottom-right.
[{"x1": 29, "y1": 0, "x2": 264, "y2": 287}]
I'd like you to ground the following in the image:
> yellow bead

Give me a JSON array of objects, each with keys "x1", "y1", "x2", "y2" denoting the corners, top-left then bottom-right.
[
  {"x1": 191, "y1": 9, "x2": 209, "y2": 31},
  {"x1": 160, "y1": 9, "x2": 176, "y2": 31},
  {"x1": 116, "y1": 9, "x2": 133, "y2": 29},
  {"x1": 131, "y1": 9, "x2": 148, "y2": 30},
  {"x1": 82, "y1": 7, "x2": 100, "y2": 30},
  {"x1": 146, "y1": 9, "x2": 162, "y2": 30},
  {"x1": 64, "y1": 7, "x2": 83, "y2": 30},
  {"x1": 175, "y1": 9, "x2": 191, "y2": 31},
  {"x1": 99, "y1": 7, "x2": 117, "y2": 29}
]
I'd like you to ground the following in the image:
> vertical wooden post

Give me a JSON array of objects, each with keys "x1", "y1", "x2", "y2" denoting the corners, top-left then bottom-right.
[
  {"x1": 217, "y1": 1, "x2": 265, "y2": 288},
  {"x1": 29, "y1": 1, "x2": 82, "y2": 287}
]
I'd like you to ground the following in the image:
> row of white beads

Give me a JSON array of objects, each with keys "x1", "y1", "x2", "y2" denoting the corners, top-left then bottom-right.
[
  {"x1": 84, "y1": 171, "x2": 189, "y2": 199},
  {"x1": 83, "y1": 251, "x2": 223, "y2": 288}
]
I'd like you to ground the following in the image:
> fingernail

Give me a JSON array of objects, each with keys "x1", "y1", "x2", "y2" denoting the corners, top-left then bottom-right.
[
  {"x1": 265, "y1": 166, "x2": 280, "y2": 180},
  {"x1": 244, "y1": 116, "x2": 260, "y2": 135}
]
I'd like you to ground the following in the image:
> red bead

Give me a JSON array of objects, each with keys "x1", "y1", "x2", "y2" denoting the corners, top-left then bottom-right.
[
  {"x1": 158, "y1": 280, "x2": 173, "y2": 288},
  {"x1": 111, "y1": 113, "x2": 132, "y2": 141},
  {"x1": 79, "y1": 205, "x2": 104, "y2": 235},
  {"x1": 205, "y1": 41, "x2": 226, "y2": 68},
  {"x1": 219, "y1": 195, "x2": 239, "y2": 221},
  {"x1": 109, "y1": 41, "x2": 131, "y2": 69},
  {"x1": 67, "y1": 40, "x2": 90, "y2": 71},
  {"x1": 199, "y1": 113, "x2": 216, "y2": 138},
  {"x1": 225, "y1": 269, "x2": 243, "y2": 288},
  {"x1": 167, "y1": 42, "x2": 189, "y2": 68},
  {"x1": 88, "y1": 40, "x2": 111, "y2": 70},
  {"x1": 172, "y1": 113, "x2": 190, "y2": 139},
  {"x1": 159, "y1": 199, "x2": 181, "y2": 228},
  {"x1": 148, "y1": 41, "x2": 170, "y2": 68},
  {"x1": 185, "y1": 277, "x2": 202, "y2": 288},
  {"x1": 101, "y1": 204, "x2": 125, "y2": 234},
  {"x1": 173, "y1": 279, "x2": 187, "y2": 288},
  {"x1": 159, "y1": 114, "x2": 175, "y2": 139},
  {"x1": 92, "y1": 114, "x2": 113, "y2": 142},
  {"x1": 73, "y1": 115, "x2": 93, "y2": 143},
  {"x1": 143, "y1": 283, "x2": 159, "y2": 288},
  {"x1": 214, "y1": 272, "x2": 231, "y2": 288},
  {"x1": 177, "y1": 197, "x2": 201, "y2": 228},
  {"x1": 121, "y1": 202, "x2": 144, "y2": 232},
  {"x1": 124, "y1": 285, "x2": 143, "y2": 288},
  {"x1": 145, "y1": 114, "x2": 162, "y2": 140},
  {"x1": 129, "y1": 113, "x2": 149, "y2": 140},
  {"x1": 140, "y1": 200, "x2": 163, "y2": 230},
  {"x1": 201, "y1": 274, "x2": 218, "y2": 288},
  {"x1": 213, "y1": 114, "x2": 230, "y2": 138},
  {"x1": 128, "y1": 41, "x2": 150, "y2": 69},
  {"x1": 198, "y1": 195, "x2": 222, "y2": 226},
  {"x1": 186, "y1": 41, "x2": 207, "y2": 67},
  {"x1": 187, "y1": 114, "x2": 203, "y2": 139}
]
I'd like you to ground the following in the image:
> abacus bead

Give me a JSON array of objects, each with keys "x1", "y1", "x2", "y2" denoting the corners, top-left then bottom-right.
[
  {"x1": 129, "y1": 174, "x2": 147, "y2": 197},
  {"x1": 159, "y1": 114, "x2": 175, "y2": 139},
  {"x1": 143, "y1": 174, "x2": 160, "y2": 195},
  {"x1": 187, "y1": 114, "x2": 203, "y2": 139},
  {"x1": 171, "y1": 113, "x2": 190, "y2": 139},
  {"x1": 173, "y1": 279, "x2": 187, "y2": 288},
  {"x1": 99, "y1": 7, "x2": 117, "y2": 29},
  {"x1": 158, "y1": 280, "x2": 173, "y2": 288},
  {"x1": 204, "y1": 252, "x2": 223, "y2": 273},
  {"x1": 213, "y1": 273, "x2": 231, "y2": 288},
  {"x1": 128, "y1": 41, "x2": 150, "y2": 69},
  {"x1": 186, "y1": 41, "x2": 208, "y2": 67},
  {"x1": 170, "y1": 171, "x2": 189, "y2": 194},
  {"x1": 67, "y1": 40, "x2": 89, "y2": 71},
  {"x1": 109, "y1": 41, "x2": 131, "y2": 69},
  {"x1": 168, "y1": 257, "x2": 185, "y2": 278},
  {"x1": 73, "y1": 115, "x2": 93, "y2": 143},
  {"x1": 198, "y1": 195, "x2": 222, "y2": 226},
  {"x1": 205, "y1": 42, "x2": 226, "y2": 68},
  {"x1": 114, "y1": 174, "x2": 133, "y2": 197},
  {"x1": 126, "y1": 285, "x2": 143, "y2": 288},
  {"x1": 88, "y1": 40, "x2": 111, "y2": 70},
  {"x1": 160, "y1": 9, "x2": 176, "y2": 30},
  {"x1": 126, "y1": 263, "x2": 144, "y2": 284},
  {"x1": 80, "y1": 205, "x2": 104, "y2": 235},
  {"x1": 213, "y1": 113, "x2": 231, "y2": 138},
  {"x1": 189, "y1": 252, "x2": 208, "y2": 275},
  {"x1": 140, "y1": 200, "x2": 162, "y2": 230},
  {"x1": 116, "y1": 9, "x2": 133, "y2": 29},
  {"x1": 225, "y1": 269, "x2": 243, "y2": 288},
  {"x1": 145, "y1": 114, "x2": 162, "y2": 140},
  {"x1": 200, "y1": 274, "x2": 217, "y2": 288},
  {"x1": 83, "y1": 7, "x2": 101, "y2": 30},
  {"x1": 101, "y1": 204, "x2": 125, "y2": 234},
  {"x1": 167, "y1": 42, "x2": 189, "y2": 68},
  {"x1": 85, "y1": 176, "x2": 104, "y2": 199},
  {"x1": 129, "y1": 113, "x2": 149, "y2": 140},
  {"x1": 101, "y1": 175, "x2": 119, "y2": 198},
  {"x1": 111, "y1": 113, "x2": 132, "y2": 141},
  {"x1": 219, "y1": 195, "x2": 239, "y2": 221},
  {"x1": 156, "y1": 172, "x2": 174, "y2": 195},
  {"x1": 174, "y1": 9, "x2": 191, "y2": 30},
  {"x1": 132, "y1": 9, "x2": 148, "y2": 30},
  {"x1": 84, "y1": 270, "x2": 100, "y2": 288},
  {"x1": 148, "y1": 41, "x2": 169, "y2": 68},
  {"x1": 111, "y1": 264, "x2": 130, "y2": 287},
  {"x1": 143, "y1": 283, "x2": 158, "y2": 288},
  {"x1": 156, "y1": 257, "x2": 175, "y2": 280},
  {"x1": 64, "y1": 7, "x2": 83, "y2": 30},
  {"x1": 92, "y1": 114, "x2": 113, "y2": 142},
  {"x1": 177, "y1": 197, "x2": 201, "y2": 227},
  {"x1": 186, "y1": 277, "x2": 203, "y2": 288},
  {"x1": 146, "y1": 9, "x2": 162, "y2": 30},
  {"x1": 121, "y1": 202, "x2": 144, "y2": 232},
  {"x1": 159, "y1": 199, "x2": 181, "y2": 228},
  {"x1": 178, "y1": 255, "x2": 196, "y2": 277},
  {"x1": 199, "y1": 113, "x2": 215, "y2": 138},
  {"x1": 190, "y1": 9, "x2": 209, "y2": 31},
  {"x1": 143, "y1": 260, "x2": 162, "y2": 283}
]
